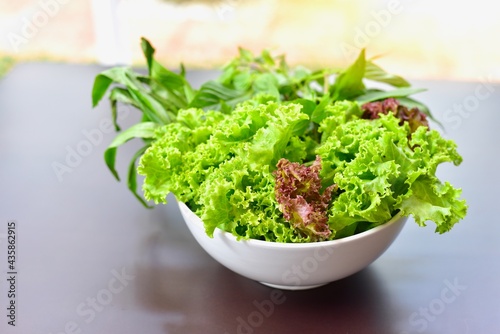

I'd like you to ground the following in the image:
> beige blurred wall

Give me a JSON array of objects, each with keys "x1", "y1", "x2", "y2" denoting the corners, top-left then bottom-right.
[{"x1": 1, "y1": 0, "x2": 499, "y2": 82}]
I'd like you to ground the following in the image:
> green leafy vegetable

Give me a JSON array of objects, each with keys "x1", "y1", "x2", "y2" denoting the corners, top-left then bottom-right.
[
  {"x1": 364, "y1": 60, "x2": 411, "y2": 87},
  {"x1": 103, "y1": 122, "x2": 159, "y2": 181},
  {"x1": 93, "y1": 38, "x2": 467, "y2": 242},
  {"x1": 316, "y1": 102, "x2": 465, "y2": 236},
  {"x1": 138, "y1": 101, "x2": 314, "y2": 242},
  {"x1": 331, "y1": 49, "x2": 367, "y2": 100},
  {"x1": 92, "y1": 38, "x2": 194, "y2": 206}
]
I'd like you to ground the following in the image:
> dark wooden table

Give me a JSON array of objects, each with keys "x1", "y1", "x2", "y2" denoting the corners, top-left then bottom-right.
[{"x1": 1, "y1": 63, "x2": 499, "y2": 334}]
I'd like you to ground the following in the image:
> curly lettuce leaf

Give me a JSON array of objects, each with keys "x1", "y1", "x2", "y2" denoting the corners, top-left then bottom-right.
[
  {"x1": 273, "y1": 156, "x2": 337, "y2": 241},
  {"x1": 138, "y1": 95, "x2": 466, "y2": 242},
  {"x1": 361, "y1": 97, "x2": 429, "y2": 132},
  {"x1": 138, "y1": 108, "x2": 226, "y2": 204},
  {"x1": 212, "y1": 101, "x2": 310, "y2": 169},
  {"x1": 316, "y1": 105, "x2": 466, "y2": 237},
  {"x1": 138, "y1": 100, "x2": 317, "y2": 241},
  {"x1": 197, "y1": 156, "x2": 295, "y2": 241}
]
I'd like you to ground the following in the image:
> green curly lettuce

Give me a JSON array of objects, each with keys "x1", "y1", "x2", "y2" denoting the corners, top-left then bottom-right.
[
  {"x1": 138, "y1": 108, "x2": 226, "y2": 205},
  {"x1": 139, "y1": 97, "x2": 467, "y2": 242},
  {"x1": 316, "y1": 101, "x2": 467, "y2": 237},
  {"x1": 94, "y1": 39, "x2": 467, "y2": 242},
  {"x1": 138, "y1": 100, "x2": 318, "y2": 242}
]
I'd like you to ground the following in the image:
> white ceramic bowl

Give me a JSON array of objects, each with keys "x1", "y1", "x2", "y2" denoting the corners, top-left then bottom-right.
[{"x1": 178, "y1": 201, "x2": 407, "y2": 290}]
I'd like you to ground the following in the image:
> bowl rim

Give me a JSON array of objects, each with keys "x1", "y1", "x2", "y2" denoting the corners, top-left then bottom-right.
[{"x1": 179, "y1": 201, "x2": 406, "y2": 250}]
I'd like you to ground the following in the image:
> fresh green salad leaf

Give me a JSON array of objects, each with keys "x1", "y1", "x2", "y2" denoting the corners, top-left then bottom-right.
[
  {"x1": 364, "y1": 60, "x2": 411, "y2": 87},
  {"x1": 354, "y1": 87, "x2": 426, "y2": 105},
  {"x1": 138, "y1": 99, "x2": 466, "y2": 242},
  {"x1": 316, "y1": 102, "x2": 465, "y2": 236},
  {"x1": 103, "y1": 122, "x2": 159, "y2": 181},
  {"x1": 92, "y1": 38, "x2": 195, "y2": 206},
  {"x1": 331, "y1": 49, "x2": 366, "y2": 100},
  {"x1": 93, "y1": 38, "x2": 467, "y2": 241},
  {"x1": 189, "y1": 81, "x2": 250, "y2": 110},
  {"x1": 139, "y1": 101, "x2": 318, "y2": 242}
]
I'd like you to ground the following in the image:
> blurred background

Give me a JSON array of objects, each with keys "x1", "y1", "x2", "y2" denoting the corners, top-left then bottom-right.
[{"x1": 1, "y1": 0, "x2": 499, "y2": 81}]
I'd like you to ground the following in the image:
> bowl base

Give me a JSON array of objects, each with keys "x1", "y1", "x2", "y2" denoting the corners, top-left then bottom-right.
[{"x1": 259, "y1": 281, "x2": 329, "y2": 290}]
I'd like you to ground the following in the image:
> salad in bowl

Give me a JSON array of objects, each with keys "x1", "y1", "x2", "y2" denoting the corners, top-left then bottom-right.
[{"x1": 91, "y1": 38, "x2": 467, "y2": 288}]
